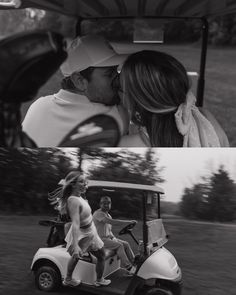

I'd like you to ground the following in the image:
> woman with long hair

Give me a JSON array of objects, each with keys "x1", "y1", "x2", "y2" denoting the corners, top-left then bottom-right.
[
  {"x1": 118, "y1": 50, "x2": 229, "y2": 147},
  {"x1": 49, "y1": 170, "x2": 111, "y2": 287}
]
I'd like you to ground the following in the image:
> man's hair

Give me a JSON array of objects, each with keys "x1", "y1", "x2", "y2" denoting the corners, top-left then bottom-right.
[
  {"x1": 61, "y1": 67, "x2": 95, "y2": 91},
  {"x1": 100, "y1": 196, "x2": 111, "y2": 204}
]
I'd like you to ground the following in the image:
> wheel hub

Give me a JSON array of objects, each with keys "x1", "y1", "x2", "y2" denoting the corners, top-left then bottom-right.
[{"x1": 39, "y1": 272, "x2": 53, "y2": 288}]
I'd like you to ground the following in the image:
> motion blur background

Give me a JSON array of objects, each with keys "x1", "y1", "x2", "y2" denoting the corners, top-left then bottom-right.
[{"x1": 0, "y1": 148, "x2": 236, "y2": 295}]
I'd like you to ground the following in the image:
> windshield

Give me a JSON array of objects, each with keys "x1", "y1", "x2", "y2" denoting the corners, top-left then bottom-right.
[
  {"x1": 86, "y1": 186, "x2": 143, "y2": 219},
  {"x1": 146, "y1": 192, "x2": 160, "y2": 221}
]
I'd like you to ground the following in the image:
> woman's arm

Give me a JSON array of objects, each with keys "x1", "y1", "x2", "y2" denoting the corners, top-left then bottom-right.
[{"x1": 67, "y1": 197, "x2": 81, "y2": 256}]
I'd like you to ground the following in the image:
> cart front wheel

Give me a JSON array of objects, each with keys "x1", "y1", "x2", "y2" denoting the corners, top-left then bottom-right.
[{"x1": 35, "y1": 265, "x2": 61, "y2": 292}]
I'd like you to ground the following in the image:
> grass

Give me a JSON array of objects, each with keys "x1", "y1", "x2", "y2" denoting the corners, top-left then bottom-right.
[
  {"x1": 1, "y1": 215, "x2": 236, "y2": 295},
  {"x1": 21, "y1": 43, "x2": 236, "y2": 146}
]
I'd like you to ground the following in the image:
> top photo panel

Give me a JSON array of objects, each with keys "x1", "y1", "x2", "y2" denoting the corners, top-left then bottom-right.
[{"x1": 0, "y1": 0, "x2": 236, "y2": 147}]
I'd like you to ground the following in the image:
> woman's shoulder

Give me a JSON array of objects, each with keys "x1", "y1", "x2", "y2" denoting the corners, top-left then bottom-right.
[
  {"x1": 67, "y1": 195, "x2": 80, "y2": 205},
  {"x1": 199, "y1": 108, "x2": 229, "y2": 147}
]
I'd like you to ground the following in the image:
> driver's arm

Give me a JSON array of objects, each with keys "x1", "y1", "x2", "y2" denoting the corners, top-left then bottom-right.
[{"x1": 102, "y1": 215, "x2": 137, "y2": 226}]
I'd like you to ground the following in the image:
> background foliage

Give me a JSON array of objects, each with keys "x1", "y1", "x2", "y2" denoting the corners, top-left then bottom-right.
[
  {"x1": 82, "y1": 148, "x2": 164, "y2": 219},
  {"x1": 1, "y1": 148, "x2": 235, "y2": 222},
  {"x1": 0, "y1": 148, "x2": 164, "y2": 217},
  {"x1": 0, "y1": 148, "x2": 73, "y2": 214},
  {"x1": 180, "y1": 166, "x2": 236, "y2": 222}
]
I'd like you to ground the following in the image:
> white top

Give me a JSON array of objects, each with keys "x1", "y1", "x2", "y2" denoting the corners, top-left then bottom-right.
[
  {"x1": 64, "y1": 196, "x2": 104, "y2": 252},
  {"x1": 67, "y1": 196, "x2": 93, "y2": 227},
  {"x1": 22, "y1": 89, "x2": 127, "y2": 147}
]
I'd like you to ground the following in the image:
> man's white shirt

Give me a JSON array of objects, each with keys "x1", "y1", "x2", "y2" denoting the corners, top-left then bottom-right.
[{"x1": 22, "y1": 89, "x2": 127, "y2": 147}]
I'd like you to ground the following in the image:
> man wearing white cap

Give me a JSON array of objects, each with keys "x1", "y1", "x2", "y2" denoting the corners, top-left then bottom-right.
[{"x1": 22, "y1": 35, "x2": 128, "y2": 147}]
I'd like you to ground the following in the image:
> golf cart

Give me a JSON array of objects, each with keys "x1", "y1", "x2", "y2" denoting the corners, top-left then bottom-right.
[
  {"x1": 0, "y1": 0, "x2": 235, "y2": 147},
  {"x1": 31, "y1": 180, "x2": 182, "y2": 295}
]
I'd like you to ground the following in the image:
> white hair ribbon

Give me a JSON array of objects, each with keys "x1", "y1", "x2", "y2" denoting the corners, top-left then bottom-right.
[
  {"x1": 175, "y1": 91, "x2": 220, "y2": 147},
  {"x1": 58, "y1": 179, "x2": 66, "y2": 186}
]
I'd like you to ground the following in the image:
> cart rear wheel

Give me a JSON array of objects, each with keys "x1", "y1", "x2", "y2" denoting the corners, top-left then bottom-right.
[{"x1": 35, "y1": 265, "x2": 61, "y2": 291}]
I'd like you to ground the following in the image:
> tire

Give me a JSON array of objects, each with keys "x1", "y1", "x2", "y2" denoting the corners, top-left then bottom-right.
[
  {"x1": 144, "y1": 287, "x2": 173, "y2": 295},
  {"x1": 35, "y1": 265, "x2": 61, "y2": 292}
]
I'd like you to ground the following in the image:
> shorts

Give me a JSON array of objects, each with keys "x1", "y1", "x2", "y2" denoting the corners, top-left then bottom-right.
[{"x1": 65, "y1": 222, "x2": 104, "y2": 256}]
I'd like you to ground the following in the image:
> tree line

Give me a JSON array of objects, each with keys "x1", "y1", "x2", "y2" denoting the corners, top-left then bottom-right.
[
  {"x1": 179, "y1": 166, "x2": 236, "y2": 222},
  {"x1": 0, "y1": 148, "x2": 73, "y2": 214},
  {"x1": 0, "y1": 148, "x2": 163, "y2": 218},
  {"x1": 1, "y1": 148, "x2": 235, "y2": 222}
]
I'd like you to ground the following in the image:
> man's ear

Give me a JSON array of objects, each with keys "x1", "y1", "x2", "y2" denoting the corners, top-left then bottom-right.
[{"x1": 71, "y1": 72, "x2": 88, "y2": 92}]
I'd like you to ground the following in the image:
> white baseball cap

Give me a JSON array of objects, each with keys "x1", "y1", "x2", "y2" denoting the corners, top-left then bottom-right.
[{"x1": 60, "y1": 35, "x2": 128, "y2": 77}]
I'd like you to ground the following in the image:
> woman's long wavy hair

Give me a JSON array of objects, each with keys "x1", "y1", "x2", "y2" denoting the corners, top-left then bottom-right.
[
  {"x1": 121, "y1": 50, "x2": 190, "y2": 147},
  {"x1": 48, "y1": 171, "x2": 86, "y2": 215}
]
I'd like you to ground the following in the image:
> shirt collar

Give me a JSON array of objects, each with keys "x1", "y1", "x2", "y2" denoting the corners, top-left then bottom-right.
[{"x1": 54, "y1": 89, "x2": 90, "y2": 104}]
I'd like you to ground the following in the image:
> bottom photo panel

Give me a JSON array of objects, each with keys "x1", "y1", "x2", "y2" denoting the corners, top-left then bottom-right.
[{"x1": 0, "y1": 147, "x2": 236, "y2": 295}]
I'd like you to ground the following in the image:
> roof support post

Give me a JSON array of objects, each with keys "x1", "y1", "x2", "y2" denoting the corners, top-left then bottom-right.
[
  {"x1": 75, "y1": 17, "x2": 83, "y2": 37},
  {"x1": 142, "y1": 193, "x2": 148, "y2": 256},
  {"x1": 158, "y1": 193, "x2": 161, "y2": 218},
  {"x1": 197, "y1": 17, "x2": 208, "y2": 107}
]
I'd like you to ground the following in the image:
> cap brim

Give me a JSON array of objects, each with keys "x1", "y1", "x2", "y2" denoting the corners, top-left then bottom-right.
[
  {"x1": 60, "y1": 53, "x2": 129, "y2": 76},
  {"x1": 95, "y1": 54, "x2": 128, "y2": 68}
]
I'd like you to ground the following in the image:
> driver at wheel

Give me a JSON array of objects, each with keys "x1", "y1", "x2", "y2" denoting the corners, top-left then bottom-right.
[{"x1": 93, "y1": 196, "x2": 137, "y2": 271}]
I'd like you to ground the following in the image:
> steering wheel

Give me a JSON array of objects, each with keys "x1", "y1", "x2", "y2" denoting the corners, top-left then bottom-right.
[{"x1": 119, "y1": 222, "x2": 136, "y2": 236}]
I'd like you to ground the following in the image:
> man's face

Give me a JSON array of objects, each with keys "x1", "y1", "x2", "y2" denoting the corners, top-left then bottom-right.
[
  {"x1": 86, "y1": 67, "x2": 120, "y2": 106},
  {"x1": 100, "y1": 199, "x2": 111, "y2": 212}
]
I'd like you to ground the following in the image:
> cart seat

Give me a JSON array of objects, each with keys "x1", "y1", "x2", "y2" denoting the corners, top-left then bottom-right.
[{"x1": 77, "y1": 248, "x2": 117, "y2": 264}]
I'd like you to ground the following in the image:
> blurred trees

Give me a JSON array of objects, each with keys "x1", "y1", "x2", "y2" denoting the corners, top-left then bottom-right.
[
  {"x1": 209, "y1": 14, "x2": 236, "y2": 45},
  {"x1": 76, "y1": 148, "x2": 164, "y2": 219},
  {"x1": 164, "y1": 19, "x2": 202, "y2": 43},
  {"x1": 0, "y1": 148, "x2": 164, "y2": 217},
  {"x1": 207, "y1": 168, "x2": 236, "y2": 221},
  {"x1": 0, "y1": 148, "x2": 74, "y2": 214},
  {"x1": 180, "y1": 166, "x2": 236, "y2": 222},
  {"x1": 82, "y1": 19, "x2": 133, "y2": 41},
  {"x1": 85, "y1": 148, "x2": 164, "y2": 184},
  {"x1": 180, "y1": 184, "x2": 210, "y2": 220}
]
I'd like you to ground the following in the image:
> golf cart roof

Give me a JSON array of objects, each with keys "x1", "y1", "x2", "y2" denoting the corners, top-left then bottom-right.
[
  {"x1": 87, "y1": 180, "x2": 164, "y2": 194},
  {"x1": 4, "y1": 0, "x2": 236, "y2": 18}
]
